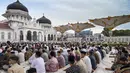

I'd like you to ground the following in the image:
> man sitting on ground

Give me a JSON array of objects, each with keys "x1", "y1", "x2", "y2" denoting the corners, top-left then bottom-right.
[{"x1": 105, "y1": 57, "x2": 128, "y2": 71}]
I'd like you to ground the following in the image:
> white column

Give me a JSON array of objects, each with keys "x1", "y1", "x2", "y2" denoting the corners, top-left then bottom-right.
[
  {"x1": 46, "y1": 34, "x2": 48, "y2": 42},
  {"x1": 42, "y1": 32, "x2": 44, "y2": 42},
  {"x1": 23, "y1": 30, "x2": 27, "y2": 42},
  {"x1": 55, "y1": 34, "x2": 57, "y2": 41}
]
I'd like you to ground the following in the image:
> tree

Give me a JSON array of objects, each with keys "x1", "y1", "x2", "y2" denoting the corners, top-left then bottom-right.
[
  {"x1": 112, "y1": 29, "x2": 130, "y2": 36},
  {"x1": 102, "y1": 28, "x2": 110, "y2": 37}
]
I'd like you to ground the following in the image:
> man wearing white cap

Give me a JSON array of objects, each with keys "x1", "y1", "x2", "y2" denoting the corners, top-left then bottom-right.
[{"x1": 81, "y1": 49, "x2": 92, "y2": 73}]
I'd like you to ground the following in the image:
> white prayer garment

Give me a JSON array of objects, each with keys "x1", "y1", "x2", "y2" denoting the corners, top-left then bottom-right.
[
  {"x1": 31, "y1": 57, "x2": 46, "y2": 73},
  {"x1": 82, "y1": 56, "x2": 92, "y2": 73}
]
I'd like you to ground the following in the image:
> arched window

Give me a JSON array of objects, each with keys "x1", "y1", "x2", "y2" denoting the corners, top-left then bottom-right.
[
  {"x1": 16, "y1": 15, "x2": 18, "y2": 19},
  {"x1": 27, "y1": 31, "x2": 32, "y2": 41},
  {"x1": 51, "y1": 34, "x2": 53, "y2": 40},
  {"x1": 24, "y1": 17, "x2": 26, "y2": 21},
  {"x1": 21, "y1": 16, "x2": 23, "y2": 20},
  {"x1": 48, "y1": 34, "x2": 50, "y2": 41},
  {"x1": 12, "y1": 15, "x2": 14, "y2": 17},
  {"x1": 20, "y1": 31, "x2": 23, "y2": 41},
  {"x1": 44, "y1": 35, "x2": 46, "y2": 41},
  {"x1": 1, "y1": 32, "x2": 4, "y2": 39},
  {"x1": 54, "y1": 35, "x2": 56, "y2": 40},
  {"x1": 8, "y1": 32, "x2": 11, "y2": 39},
  {"x1": 33, "y1": 31, "x2": 37, "y2": 41}
]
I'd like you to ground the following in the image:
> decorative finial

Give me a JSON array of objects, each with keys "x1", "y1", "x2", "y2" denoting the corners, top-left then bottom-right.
[
  {"x1": 43, "y1": 13, "x2": 44, "y2": 16},
  {"x1": 17, "y1": 0, "x2": 19, "y2": 2}
]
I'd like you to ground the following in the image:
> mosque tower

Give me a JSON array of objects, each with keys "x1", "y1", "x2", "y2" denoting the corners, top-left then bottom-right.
[{"x1": 2, "y1": 0, "x2": 32, "y2": 29}]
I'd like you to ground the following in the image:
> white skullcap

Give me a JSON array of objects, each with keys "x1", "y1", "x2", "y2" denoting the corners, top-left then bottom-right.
[{"x1": 81, "y1": 49, "x2": 87, "y2": 52}]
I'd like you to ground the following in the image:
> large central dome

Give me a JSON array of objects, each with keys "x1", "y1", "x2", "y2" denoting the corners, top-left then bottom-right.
[{"x1": 7, "y1": 0, "x2": 28, "y2": 12}]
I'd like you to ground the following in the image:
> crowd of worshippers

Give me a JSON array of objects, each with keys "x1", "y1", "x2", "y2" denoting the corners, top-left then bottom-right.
[
  {"x1": 105, "y1": 46, "x2": 130, "y2": 73},
  {"x1": 0, "y1": 41, "x2": 130, "y2": 73}
]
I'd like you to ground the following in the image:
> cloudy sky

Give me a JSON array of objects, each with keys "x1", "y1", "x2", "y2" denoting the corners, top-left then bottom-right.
[{"x1": 0, "y1": 0, "x2": 130, "y2": 33}]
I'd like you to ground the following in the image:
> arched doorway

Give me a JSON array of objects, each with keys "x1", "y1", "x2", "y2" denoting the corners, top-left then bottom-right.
[
  {"x1": 51, "y1": 34, "x2": 53, "y2": 41},
  {"x1": 54, "y1": 35, "x2": 56, "y2": 41},
  {"x1": 8, "y1": 32, "x2": 11, "y2": 40},
  {"x1": 20, "y1": 31, "x2": 23, "y2": 41},
  {"x1": 27, "y1": 31, "x2": 32, "y2": 41},
  {"x1": 33, "y1": 31, "x2": 37, "y2": 41},
  {"x1": 48, "y1": 34, "x2": 50, "y2": 41},
  {"x1": 44, "y1": 35, "x2": 46, "y2": 41}
]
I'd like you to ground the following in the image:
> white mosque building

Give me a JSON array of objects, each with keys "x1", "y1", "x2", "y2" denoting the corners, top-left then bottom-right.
[{"x1": 0, "y1": 0, "x2": 57, "y2": 42}]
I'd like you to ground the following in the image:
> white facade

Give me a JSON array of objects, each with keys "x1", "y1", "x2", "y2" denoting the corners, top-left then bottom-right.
[
  {"x1": 0, "y1": 29, "x2": 13, "y2": 42},
  {"x1": 104, "y1": 36, "x2": 130, "y2": 43},
  {"x1": 67, "y1": 37, "x2": 82, "y2": 43},
  {"x1": 85, "y1": 33, "x2": 104, "y2": 42},
  {"x1": 0, "y1": 1, "x2": 57, "y2": 42}
]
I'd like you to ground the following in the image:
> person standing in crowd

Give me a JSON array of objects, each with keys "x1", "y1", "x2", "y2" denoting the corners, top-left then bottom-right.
[
  {"x1": 57, "y1": 51, "x2": 65, "y2": 68},
  {"x1": 41, "y1": 49, "x2": 49, "y2": 62},
  {"x1": 44, "y1": 46, "x2": 49, "y2": 55},
  {"x1": 89, "y1": 50, "x2": 97, "y2": 71},
  {"x1": 89, "y1": 45, "x2": 95, "y2": 51},
  {"x1": 81, "y1": 49, "x2": 92, "y2": 73},
  {"x1": 97, "y1": 46, "x2": 104, "y2": 59},
  {"x1": 94, "y1": 50, "x2": 100, "y2": 64},
  {"x1": 11, "y1": 48, "x2": 18, "y2": 56},
  {"x1": 66, "y1": 55, "x2": 80, "y2": 73},
  {"x1": 46, "y1": 51, "x2": 59, "y2": 72},
  {"x1": 61, "y1": 48, "x2": 69, "y2": 65},
  {"x1": 70, "y1": 48, "x2": 75, "y2": 56},
  {"x1": 29, "y1": 49, "x2": 38, "y2": 63},
  {"x1": 75, "y1": 47, "x2": 81, "y2": 57},
  {"x1": 75, "y1": 55, "x2": 88, "y2": 73},
  {"x1": 8, "y1": 55, "x2": 24, "y2": 73},
  {"x1": 95, "y1": 47, "x2": 102, "y2": 63},
  {"x1": 31, "y1": 51, "x2": 46, "y2": 73},
  {"x1": 25, "y1": 48, "x2": 33, "y2": 61},
  {"x1": 5, "y1": 48, "x2": 12, "y2": 60},
  {"x1": 17, "y1": 50, "x2": 25, "y2": 63}
]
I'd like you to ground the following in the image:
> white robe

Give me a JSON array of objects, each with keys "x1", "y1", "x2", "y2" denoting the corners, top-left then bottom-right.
[
  {"x1": 31, "y1": 57, "x2": 46, "y2": 73},
  {"x1": 82, "y1": 56, "x2": 92, "y2": 73},
  {"x1": 96, "y1": 51, "x2": 102, "y2": 63}
]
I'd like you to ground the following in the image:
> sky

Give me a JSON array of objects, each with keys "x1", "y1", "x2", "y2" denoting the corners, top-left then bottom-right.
[{"x1": 0, "y1": 0, "x2": 130, "y2": 33}]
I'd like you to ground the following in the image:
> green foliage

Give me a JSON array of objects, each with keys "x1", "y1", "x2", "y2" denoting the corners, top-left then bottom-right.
[
  {"x1": 102, "y1": 28, "x2": 110, "y2": 37},
  {"x1": 112, "y1": 29, "x2": 130, "y2": 36},
  {"x1": 87, "y1": 42, "x2": 128, "y2": 47}
]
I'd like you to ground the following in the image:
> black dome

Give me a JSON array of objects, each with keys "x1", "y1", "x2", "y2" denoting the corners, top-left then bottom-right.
[
  {"x1": 37, "y1": 15, "x2": 51, "y2": 24},
  {"x1": 7, "y1": 0, "x2": 28, "y2": 12}
]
